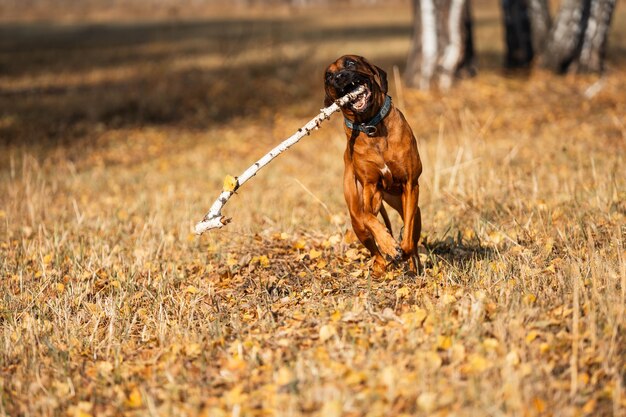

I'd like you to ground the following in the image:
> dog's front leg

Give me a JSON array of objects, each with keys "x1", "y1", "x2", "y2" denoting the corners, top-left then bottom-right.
[
  {"x1": 344, "y1": 168, "x2": 388, "y2": 273},
  {"x1": 361, "y1": 182, "x2": 403, "y2": 264}
]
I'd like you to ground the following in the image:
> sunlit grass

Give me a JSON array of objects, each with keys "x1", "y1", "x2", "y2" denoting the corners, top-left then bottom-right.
[{"x1": 1, "y1": 2, "x2": 625, "y2": 416}]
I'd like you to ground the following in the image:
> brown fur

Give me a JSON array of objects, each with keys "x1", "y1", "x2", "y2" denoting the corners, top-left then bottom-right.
[{"x1": 324, "y1": 55, "x2": 423, "y2": 274}]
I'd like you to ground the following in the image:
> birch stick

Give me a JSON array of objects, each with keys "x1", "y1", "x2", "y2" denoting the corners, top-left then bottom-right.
[{"x1": 194, "y1": 85, "x2": 365, "y2": 235}]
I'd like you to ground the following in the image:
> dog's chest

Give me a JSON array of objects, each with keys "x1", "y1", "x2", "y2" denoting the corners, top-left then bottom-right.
[{"x1": 352, "y1": 137, "x2": 406, "y2": 184}]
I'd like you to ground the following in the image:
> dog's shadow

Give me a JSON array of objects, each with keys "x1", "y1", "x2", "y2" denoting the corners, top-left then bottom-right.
[{"x1": 421, "y1": 235, "x2": 495, "y2": 271}]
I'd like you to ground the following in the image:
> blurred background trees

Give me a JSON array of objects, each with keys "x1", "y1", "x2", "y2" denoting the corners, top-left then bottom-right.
[
  {"x1": 541, "y1": 0, "x2": 616, "y2": 73},
  {"x1": 0, "y1": 0, "x2": 618, "y2": 94},
  {"x1": 404, "y1": 0, "x2": 476, "y2": 90},
  {"x1": 400, "y1": 0, "x2": 617, "y2": 89},
  {"x1": 503, "y1": 0, "x2": 617, "y2": 73}
]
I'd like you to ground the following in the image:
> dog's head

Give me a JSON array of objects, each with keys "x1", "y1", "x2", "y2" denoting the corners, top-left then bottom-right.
[{"x1": 323, "y1": 55, "x2": 388, "y2": 118}]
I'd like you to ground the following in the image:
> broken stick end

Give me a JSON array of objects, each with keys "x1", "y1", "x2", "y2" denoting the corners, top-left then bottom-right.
[{"x1": 194, "y1": 216, "x2": 228, "y2": 235}]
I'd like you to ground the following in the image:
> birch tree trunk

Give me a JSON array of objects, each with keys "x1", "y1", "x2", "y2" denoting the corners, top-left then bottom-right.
[
  {"x1": 541, "y1": 0, "x2": 588, "y2": 73},
  {"x1": 508, "y1": 0, "x2": 616, "y2": 74},
  {"x1": 527, "y1": 0, "x2": 551, "y2": 54},
  {"x1": 405, "y1": 0, "x2": 475, "y2": 90},
  {"x1": 577, "y1": 0, "x2": 616, "y2": 72}
]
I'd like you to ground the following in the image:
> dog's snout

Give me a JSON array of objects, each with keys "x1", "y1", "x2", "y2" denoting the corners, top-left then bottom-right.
[{"x1": 333, "y1": 71, "x2": 350, "y2": 87}]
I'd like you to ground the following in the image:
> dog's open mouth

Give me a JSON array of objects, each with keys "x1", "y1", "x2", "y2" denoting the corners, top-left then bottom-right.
[{"x1": 348, "y1": 83, "x2": 371, "y2": 112}]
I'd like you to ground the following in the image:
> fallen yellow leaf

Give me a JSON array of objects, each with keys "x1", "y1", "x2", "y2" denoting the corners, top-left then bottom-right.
[
  {"x1": 185, "y1": 343, "x2": 202, "y2": 358},
  {"x1": 200, "y1": 407, "x2": 227, "y2": 417},
  {"x1": 451, "y1": 343, "x2": 466, "y2": 363},
  {"x1": 67, "y1": 402, "x2": 93, "y2": 417},
  {"x1": 483, "y1": 338, "x2": 499, "y2": 351},
  {"x1": 224, "y1": 385, "x2": 246, "y2": 406},
  {"x1": 226, "y1": 255, "x2": 238, "y2": 267},
  {"x1": 532, "y1": 397, "x2": 546, "y2": 413},
  {"x1": 578, "y1": 372, "x2": 590, "y2": 386},
  {"x1": 582, "y1": 398, "x2": 596, "y2": 414},
  {"x1": 223, "y1": 175, "x2": 238, "y2": 192},
  {"x1": 401, "y1": 308, "x2": 427, "y2": 329},
  {"x1": 441, "y1": 293, "x2": 456, "y2": 305},
  {"x1": 345, "y1": 370, "x2": 366, "y2": 385},
  {"x1": 504, "y1": 350, "x2": 519, "y2": 366},
  {"x1": 381, "y1": 366, "x2": 397, "y2": 388},
  {"x1": 422, "y1": 351, "x2": 442, "y2": 370},
  {"x1": 523, "y1": 293, "x2": 537, "y2": 304},
  {"x1": 320, "y1": 400, "x2": 342, "y2": 417},
  {"x1": 275, "y1": 367, "x2": 295, "y2": 386},
  {"x1": 319, "y1": 324, "x2": 336, "y2": 342},
  {"x1": 96, "y1": 361, "x2": 113, "y2": 376},
  {"x1": 350, "y1": 269, "x2": 363, "y2": 278},
  {"x1": 117, "y1": 210, "x2": 129, "y2": 221},
  {"x1": 125, "y1": 387, "x2": 142, "y2": 409},
  {"x1": 417, "y1": 391, "x2": 437, "y2": 413},
  {"x1": 252, "y1": 255, "x2": 270, "y2": 268},
  {"x1": 396, "y1": 286, "x2": 410, "y2": 298},
  {"x1": 437, "y1": 335, "x2": 452, "y2": 350},
  {"x1": 525, "y1": 330, "x2": 539, "y2": 344},
  {"x1": 464, "y1": 353, "x2": 489, "y2": 374}
]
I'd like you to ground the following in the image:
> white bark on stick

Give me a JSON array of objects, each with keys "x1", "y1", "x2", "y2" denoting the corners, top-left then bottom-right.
[{"x1": 194, "y1": 85, "x2": 365, "y2": 235}]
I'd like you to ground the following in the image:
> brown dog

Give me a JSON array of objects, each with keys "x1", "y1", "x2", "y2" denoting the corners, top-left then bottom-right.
[{"x1": 324, "y1": 55, "x2": 422, "y2": 274}]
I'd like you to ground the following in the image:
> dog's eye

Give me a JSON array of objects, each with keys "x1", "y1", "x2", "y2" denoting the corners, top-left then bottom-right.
[
  {"x1": 344, "y1": 59, "x2": 356, "y2": 69},
  {"x1": 325, "y1": 71, "x2": 332, "y2": 80}
]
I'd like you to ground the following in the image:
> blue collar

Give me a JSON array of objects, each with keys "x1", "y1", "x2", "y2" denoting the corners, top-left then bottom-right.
[{"x1": 344, "y1": 95, "x2": 392, "y2": 137}]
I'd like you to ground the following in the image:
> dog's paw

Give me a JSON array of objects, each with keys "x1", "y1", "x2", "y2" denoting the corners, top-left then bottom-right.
[{"x1": 385, "y1": 246, "x2": 403, "y2": 265}]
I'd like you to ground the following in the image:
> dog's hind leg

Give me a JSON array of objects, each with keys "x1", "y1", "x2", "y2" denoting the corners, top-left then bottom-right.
[{"x1": 400, "y1": 182, "x2": 421, "y2": 273}]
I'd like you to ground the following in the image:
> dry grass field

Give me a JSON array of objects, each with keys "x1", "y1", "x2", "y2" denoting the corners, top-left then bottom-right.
[{"x1": 1, "y1": 2, "x2": 625, "y2": 416}]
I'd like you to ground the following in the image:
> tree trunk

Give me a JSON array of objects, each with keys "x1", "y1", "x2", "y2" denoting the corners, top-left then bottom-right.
[
  {"x1": 541, "y1": 0, "x2": 588, "y2": 73},
  {"x1": 577, "y1": 0, "x2": 616, "y2": 72},
  {"x1": 508, "y1": 0, "x2": 616, "y2": 74},
  {"x1": 501, "y1": 0, "x2": 534, "y2": 68},
  {"x1": 405, "y1": 0, "x2": 475, "y2": 90},
  {"x1": 527, "y1": 0, "x2": 551, "y2": 54}
]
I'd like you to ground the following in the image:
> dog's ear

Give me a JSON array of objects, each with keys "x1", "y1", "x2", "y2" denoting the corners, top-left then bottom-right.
[
  {"x1": 361, "y1": 57, "x2": 388, "y2": 94},
  {"x1": 373, "y1": 65, "x2": 388, "y2": 94}
]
